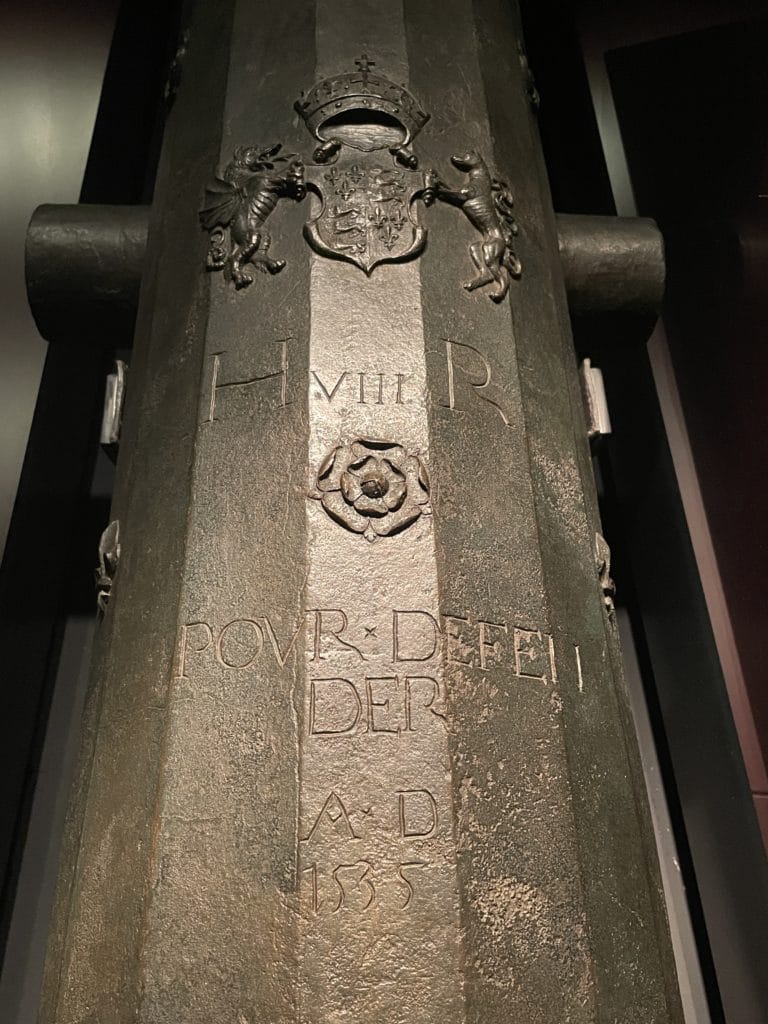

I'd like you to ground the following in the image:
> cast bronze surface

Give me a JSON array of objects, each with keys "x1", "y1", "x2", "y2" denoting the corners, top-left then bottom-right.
[
  {"x1": 557, "y1": 212, "x2": 665, "y2": 313},
  {"x1": 35, "y1": 2, "x2": 682, "y2": 1023},
  {"x1": 518, "y1": 40, "x2": 540, "y2": 111},
  {"x1": 25, "y1": 203, "x2": 149, "y2": 343}
]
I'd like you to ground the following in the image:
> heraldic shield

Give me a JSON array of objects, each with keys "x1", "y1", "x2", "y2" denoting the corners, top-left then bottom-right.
[
  {"x1": 304, "y1": 155, "x2": 426, "y2": 274},
  {"x1": 295, "y1": 55, "x2": 430, "y2": 274}
]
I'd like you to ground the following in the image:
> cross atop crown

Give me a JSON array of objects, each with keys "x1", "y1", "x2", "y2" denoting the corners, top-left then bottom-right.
[{"x1": 355, "y1": 53, "x2": 376, "y2": 83}]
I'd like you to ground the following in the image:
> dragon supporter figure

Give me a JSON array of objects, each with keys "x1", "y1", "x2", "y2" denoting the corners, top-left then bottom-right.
[
  {"x1": 199, "y1": 144, "x2": 306, "y2": 288},
  {"x1": 424, "y1": 150, "x2": 522, "y2": 302}
]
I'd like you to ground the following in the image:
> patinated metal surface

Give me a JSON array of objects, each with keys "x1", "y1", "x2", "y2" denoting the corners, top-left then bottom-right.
[
  {"x1": 37, "y1": 2, "x2": 683, "y2": 1023},
  {"x1": 25, "y1": 204, "x2": 149, "y2": 343},
  {"x1": 557, "y1": 212, "x2": 665, "y2": 313}
]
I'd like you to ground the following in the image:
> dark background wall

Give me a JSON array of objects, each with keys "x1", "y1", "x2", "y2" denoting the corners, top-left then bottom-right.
[
  {"x1": 0, "y1": 0, "x2": 119, "y2": 559},
  {"x1": 0, "y1": 5, "x2": 119, "y2": 1019}
]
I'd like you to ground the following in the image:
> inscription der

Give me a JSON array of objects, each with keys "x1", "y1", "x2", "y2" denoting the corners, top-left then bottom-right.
[{"x1": 309, "y1": 675, "x2": 447, "y2": 737}]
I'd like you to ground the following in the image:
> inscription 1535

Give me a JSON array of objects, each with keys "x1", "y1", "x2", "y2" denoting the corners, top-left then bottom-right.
[
  {"x1": 300, "y1": 788, "x2": 442, "y2": 916},
  {"x1": 301, "y1": 859, "x2": 427, "y2": 915}
]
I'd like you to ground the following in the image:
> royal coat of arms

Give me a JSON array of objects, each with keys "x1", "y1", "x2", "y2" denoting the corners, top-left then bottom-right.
[
  {"x1": 303, "y1": 155, "x2": 424, "y2": 274},
  {"x1": 199, "y1": 55, "x2": 523, "y2": 302},
  {"x1": 295, "y1": 55, "x2": 428, "y2": 274}
]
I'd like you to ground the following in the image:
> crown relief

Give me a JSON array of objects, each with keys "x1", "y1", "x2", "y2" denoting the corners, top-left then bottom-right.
[{"x1": 294, "y1": 54, "x2": 429, "y2": 166}]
